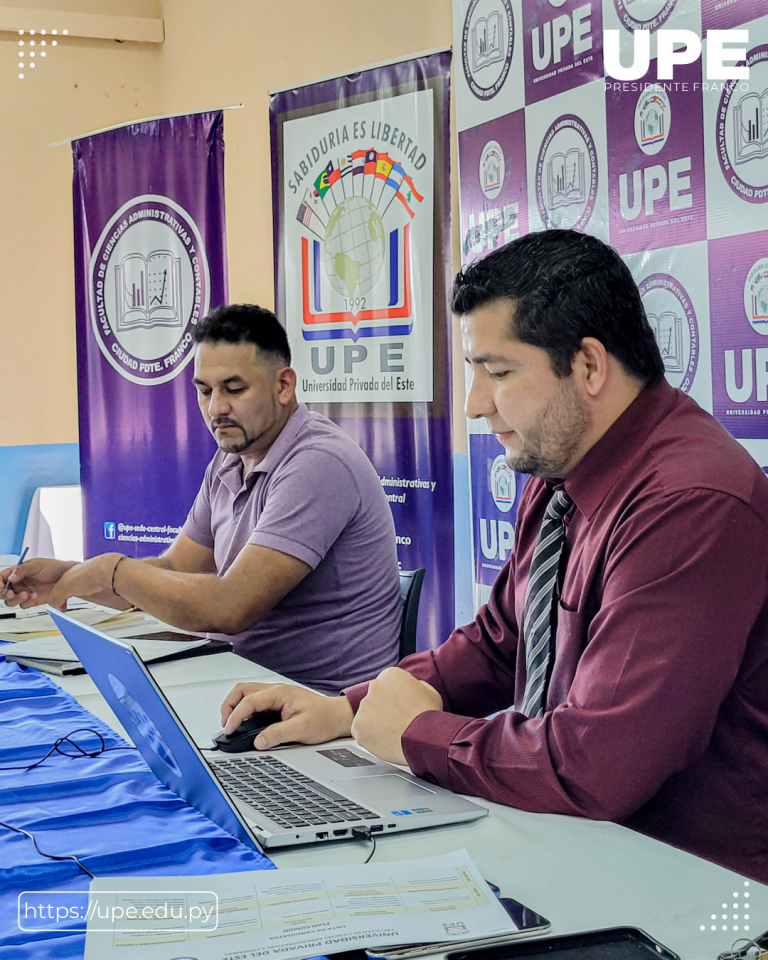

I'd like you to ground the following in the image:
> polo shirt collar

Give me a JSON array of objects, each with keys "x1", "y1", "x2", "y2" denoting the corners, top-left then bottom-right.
[
  {"x1": 216, "y1": 403, "x2": 310, "y2": 493},
  {"x1": 562, "y1": 379, "x2": 678, "y2": 521}
]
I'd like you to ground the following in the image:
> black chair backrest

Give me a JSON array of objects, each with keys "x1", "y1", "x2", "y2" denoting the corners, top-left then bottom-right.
[{"x1": 398, "y1": 568, "x2": 426, "y2": 660}]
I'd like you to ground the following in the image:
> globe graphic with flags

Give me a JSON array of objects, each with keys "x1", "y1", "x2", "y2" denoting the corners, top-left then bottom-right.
[{"x1": 323, "y1": 196, "x2": 386, "y2": 299}]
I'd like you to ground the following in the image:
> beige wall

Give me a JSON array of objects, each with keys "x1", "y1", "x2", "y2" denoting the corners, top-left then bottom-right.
[
  {"x1": 0, "y1": 3, "x2": 162, "y2": 446},
  {"x1": 2, "y1": 0, "x2": 467, "y2": 450}
]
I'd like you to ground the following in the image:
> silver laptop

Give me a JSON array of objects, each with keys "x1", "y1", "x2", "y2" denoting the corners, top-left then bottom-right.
[{"x1": 50, "y1": 610, "x2": 487, "y2": 850}]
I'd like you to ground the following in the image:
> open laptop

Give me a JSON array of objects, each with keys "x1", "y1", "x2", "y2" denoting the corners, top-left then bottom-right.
[{"x1": 50, "y1": 610, "x2": 487, "y2": 850}]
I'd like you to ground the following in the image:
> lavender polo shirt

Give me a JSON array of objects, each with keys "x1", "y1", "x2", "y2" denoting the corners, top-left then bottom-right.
[{"x1": 182, "y1": 404, "x2": 401, "y2": 692}]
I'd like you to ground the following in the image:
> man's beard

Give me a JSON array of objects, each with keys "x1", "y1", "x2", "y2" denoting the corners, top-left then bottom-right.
[
  {"x1": 505, "y1": 378, "x2": 591, "y2": 479},
  {"x1": 211, "y1": 419, "x2": 254, "y2": 453}
]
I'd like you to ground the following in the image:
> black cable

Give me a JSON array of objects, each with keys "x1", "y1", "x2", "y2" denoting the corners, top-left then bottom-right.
[
  {"x1": 0, "y1": 727, "x2": 134, "y2": 771},
  {"x1": 352, "y1": 826, "x2": 376, "y2": 863},
  {"x1": 0, "y1": 818, "x2": 95, "y2": 878},
  {"x1": 0, "y1": 726, "x2": 137, "y2": 880}
]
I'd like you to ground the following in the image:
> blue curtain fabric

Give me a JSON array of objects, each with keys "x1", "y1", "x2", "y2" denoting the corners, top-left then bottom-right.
[{"x1": 0, "y1": 657, "x2": 274, "y2": 958}]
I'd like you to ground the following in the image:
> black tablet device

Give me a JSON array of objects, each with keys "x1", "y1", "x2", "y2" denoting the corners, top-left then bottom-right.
[{"x1": 445, "y1": 926, "x2": 680, "y2": 960}]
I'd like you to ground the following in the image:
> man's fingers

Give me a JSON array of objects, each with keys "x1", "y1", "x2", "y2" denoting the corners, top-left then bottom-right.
[
  {"x1": 254, "y1": 717, "x2": 301, "y2": 751},
  {"x1": 219, "y1": 682, "x2": 269, "y2": 727},
  {"x1": 8, "y1": 560, "x2": 44, "y2": 583},
  {"x1": 223, "y1": 688, "x2": 285, "y2": 733}
]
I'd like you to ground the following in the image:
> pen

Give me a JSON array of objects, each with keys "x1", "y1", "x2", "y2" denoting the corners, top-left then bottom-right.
[{"x1": 2, "y1": 546, "x2": 29, "y2": 598}]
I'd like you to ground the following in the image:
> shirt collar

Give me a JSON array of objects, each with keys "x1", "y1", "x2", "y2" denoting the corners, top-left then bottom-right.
[
  {"x1": 217, "y1": 403, "x2": 310, "y2": 493},
  {"x1": 562, "y1": 379, "x2": 679, "y2": 521}
]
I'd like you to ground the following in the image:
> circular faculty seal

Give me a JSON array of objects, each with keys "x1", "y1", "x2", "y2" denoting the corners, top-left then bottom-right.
[
  {"x1": 89, "y1": 194, "x2": 210, "y2": 386},
  {"x1": 634, "y1": 85, "x2": 671, "y2": 157},
  {"x1": 461, "y1": 0, "x2": 515, "y2": 101},
  {"x1": 743, "y1": 258, "x2": 768, "y2": 336},
  {"x1": 535, "y1": 114, "x2": 598, "y2": 231},
  {"x1": 716, "y1": 44, "x2": 768, "y2": 205},
  {"x1": 613, "y1": 0, "x2": 678, "y2": 33},
  {"x1": 490, "y1": 454, "x2": 516, "y2": 513},
  {"x1": 639, "y1": 273, "x2": 699, "y2": 393},
  {"x1": 479, "y1": 140, "x2": 506, "y2": 200}
]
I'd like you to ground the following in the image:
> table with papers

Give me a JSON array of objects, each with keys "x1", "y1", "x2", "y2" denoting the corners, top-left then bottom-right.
[{"x1": 49, "y1": 651, "x2": 768, "y2": 960}]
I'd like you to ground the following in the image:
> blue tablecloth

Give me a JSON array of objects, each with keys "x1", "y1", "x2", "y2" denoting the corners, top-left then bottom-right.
[{"x1": 0, "y1": 658, "x2": 274, "y2": 958}]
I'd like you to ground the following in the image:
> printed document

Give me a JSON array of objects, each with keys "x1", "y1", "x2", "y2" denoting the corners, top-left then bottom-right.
[{"x1": 84, "y1": 850, "x2": 518, "y2": 960}]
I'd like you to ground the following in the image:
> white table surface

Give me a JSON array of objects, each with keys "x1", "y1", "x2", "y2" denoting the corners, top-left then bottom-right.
[{"x1": 56, "y1": 651, "x2": 767, "y2": 960}]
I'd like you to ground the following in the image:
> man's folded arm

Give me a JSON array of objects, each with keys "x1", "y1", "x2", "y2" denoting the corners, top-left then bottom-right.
[
  {"x1": 398, "y1": 491, "x2": 768, "y2": 820},
  {"x1": 106, "y1": 542, "x2": 311, "y2": 633}
]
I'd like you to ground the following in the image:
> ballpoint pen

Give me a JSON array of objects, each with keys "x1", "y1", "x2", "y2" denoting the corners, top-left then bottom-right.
[{"x1": 2, "y1": 546, "x2": 29, "y2": 598}]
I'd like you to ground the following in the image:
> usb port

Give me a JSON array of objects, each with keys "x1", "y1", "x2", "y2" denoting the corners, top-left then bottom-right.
[
  {"x1": 333, "y1": 829, "x2": 348, "y2": 836},
  {"x1": 387, "y1": 824, "x2": 396, "y2": 829},
  {"x1": 370, "y1": 824, "x2": 384, "y2": 832},
  {"x1": 316, "y1": 832, "x2": 328, "y2": 840}
]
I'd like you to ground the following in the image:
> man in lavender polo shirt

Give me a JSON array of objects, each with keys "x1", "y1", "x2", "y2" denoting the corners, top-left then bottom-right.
[
  {"x1": 220, "y1": 233, "x2": 768, "y2": 883},
  {"x1": 2, "y1": 305, "x2": 401, "y2": 693}
]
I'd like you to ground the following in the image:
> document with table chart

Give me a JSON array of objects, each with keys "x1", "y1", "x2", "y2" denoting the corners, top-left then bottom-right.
[{"x1": 84, "y1": 849, "x2": 519, "y2": 960}]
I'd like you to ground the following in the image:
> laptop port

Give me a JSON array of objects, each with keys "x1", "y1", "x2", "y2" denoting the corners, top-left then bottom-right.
[
  {"x1": 315, "y1": 832, "x2": 328, "y2": 840},
  {"x1": 370, "y1": 825, "x2": 384, "y2": 832},
  {"x1": 387, "y1": 824, "x2": 396, "y2": 829},
  {"x1": 333, "y1": 829, "x2": 348, "y2": 836}
]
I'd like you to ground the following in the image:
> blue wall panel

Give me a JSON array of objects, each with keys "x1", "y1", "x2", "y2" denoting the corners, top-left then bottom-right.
[
  {"x1": 453, "y1": 452, "x2": 473, "y2": 630},
  {"x1": 0, "y1": 443, "x2": 80, "y2": 554}
]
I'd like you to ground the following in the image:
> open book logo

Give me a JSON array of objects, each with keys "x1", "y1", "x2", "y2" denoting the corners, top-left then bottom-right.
[
  {"x1": 611, "y1": 0, "x2": 678, "y2": 33},
  {"x1": 472, "y1": 11, "x2": 504, "y2": 72},
  {"x1": 546, "y1": 149, "x2": 586, "y2": 209},
  {"x1": 744, "y1": 258, "x2": 768, "y2": 334},
  {"x1": 461, "y1": 0, "x2": 515, "y2": 101},
  {"x1": 634, "y1": 86, "x2": 671, "y2": 157},
  {"x1": 716, "y1": 44, "x2": 768, "y2": 204},
  {"x1": 648, "y1": 311, "x2": 684, "y2": 373},
  {"x1": 115, "y1": 251, "x2": 183, "y2": 331},
  {"x1": 89, "y1": 195, "x2": 210, "y2": 387},
  {"x1": 734, "y1": 88, "x2": 768, "y2": 166},
  {"x1": 639, "y1": 272, "x2": 699, "y2": 394},
  {"x1": 536, "y1": 114, "x2": 599, "y2": 231}
]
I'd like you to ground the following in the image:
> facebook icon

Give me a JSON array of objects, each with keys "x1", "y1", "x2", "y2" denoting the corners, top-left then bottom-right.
[{"x1": 104, "y1": 522, "x2": 116, "y2": 540}]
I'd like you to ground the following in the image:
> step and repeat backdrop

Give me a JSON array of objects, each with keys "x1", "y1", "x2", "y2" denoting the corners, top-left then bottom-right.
[
  {"x1": 270, "y1": 54, "x2": 456, "y2": 650},
  {"x1": 454, "y1": 0, "x2": 768, "y2": 606}
]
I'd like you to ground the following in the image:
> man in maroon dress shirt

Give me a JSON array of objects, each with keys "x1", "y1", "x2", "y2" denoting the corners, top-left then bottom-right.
[{"x1": 221, "y1": 231, "x2": 768, "y2": 882}]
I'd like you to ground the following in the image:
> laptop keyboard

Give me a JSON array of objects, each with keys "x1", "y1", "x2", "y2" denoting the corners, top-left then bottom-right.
[{"x1": 212, "y1": 754, "x2": 378, "y2": 830}]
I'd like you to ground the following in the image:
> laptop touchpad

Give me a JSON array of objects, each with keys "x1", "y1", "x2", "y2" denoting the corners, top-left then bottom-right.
[{"x1": 333, "y1": 774, "x2": 435, "y2": 801}]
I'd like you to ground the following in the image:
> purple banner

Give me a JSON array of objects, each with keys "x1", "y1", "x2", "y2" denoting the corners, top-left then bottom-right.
[
  {"x1": 458, "y1": 110, "x2": 529, "y2": 262},
  {"x1": 523, "y1": 0, "x2": 603, "y2": 105},
  {"x1": 469, "y1": 434, "x2": 527, "y2": 587},
  {"x1": 710, "y1": 229, "x2": 768, "y2": 439},
  {"x1": 270, "y1": 55, "x2": 454, "y2": 652},
  {"x1": 73, "y1": 113, "x2": 225, "y2": 559},
  {"x1": 702, "y1": 0, "x2": 760, "y2": 30},
  {"x1": 607, "y1": 66, "x2": 706, "y2": 255}
]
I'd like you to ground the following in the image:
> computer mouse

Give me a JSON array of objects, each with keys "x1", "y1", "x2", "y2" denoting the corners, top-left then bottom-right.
[{"x1": 212, "y1": 710, "x2": 283, "y2": 753}]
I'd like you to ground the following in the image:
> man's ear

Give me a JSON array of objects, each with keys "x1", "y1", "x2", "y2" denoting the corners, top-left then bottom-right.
[
  {"x1": 574, "y1": 337, "x2": 609, "y2": 398},
  {"x1": 276, "y1": 366, "x2": 297, "y2": 405}
]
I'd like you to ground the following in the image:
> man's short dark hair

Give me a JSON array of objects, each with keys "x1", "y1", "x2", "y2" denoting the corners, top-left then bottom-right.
[
  {"x1": 452, "y1": 230, "x2": 665, "y2": 384},
  {"x1": 193, "y1": 304, "x2": 291, "y2": 365}
]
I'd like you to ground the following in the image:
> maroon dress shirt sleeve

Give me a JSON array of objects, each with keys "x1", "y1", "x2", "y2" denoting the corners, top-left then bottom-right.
[
  {"x1": 399, "y1": 489, "x2": 768, "y2": 821},
  {"x1": 344, "y1": 549, "x2": 522, "y2": 715}
]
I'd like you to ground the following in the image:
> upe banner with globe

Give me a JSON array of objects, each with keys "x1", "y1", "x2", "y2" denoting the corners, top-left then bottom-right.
[
  {"x1": 270, "y1": 52, "x2": 454, "y2": 651},
  {"x1": 453, "y1": 0, "x2": 768, "y2": 608},
  {"x1": 73, "y1": 112, "x2": 224, "y2": 559}
]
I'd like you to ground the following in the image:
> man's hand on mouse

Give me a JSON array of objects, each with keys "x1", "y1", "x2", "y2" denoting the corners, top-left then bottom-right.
[{"x1": 220, "y1": 683, "x2": 355, "y2": 751}]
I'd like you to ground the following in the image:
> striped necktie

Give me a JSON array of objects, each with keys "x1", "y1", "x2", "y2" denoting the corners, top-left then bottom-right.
[{"x1": 520, "y1": 489, "x2": 573, "y2": 719}]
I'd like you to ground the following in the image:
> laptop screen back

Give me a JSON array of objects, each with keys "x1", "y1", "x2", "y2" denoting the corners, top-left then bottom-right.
[{"x1": 50, "y1": 609, "x2": 261, "y2": 853}]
